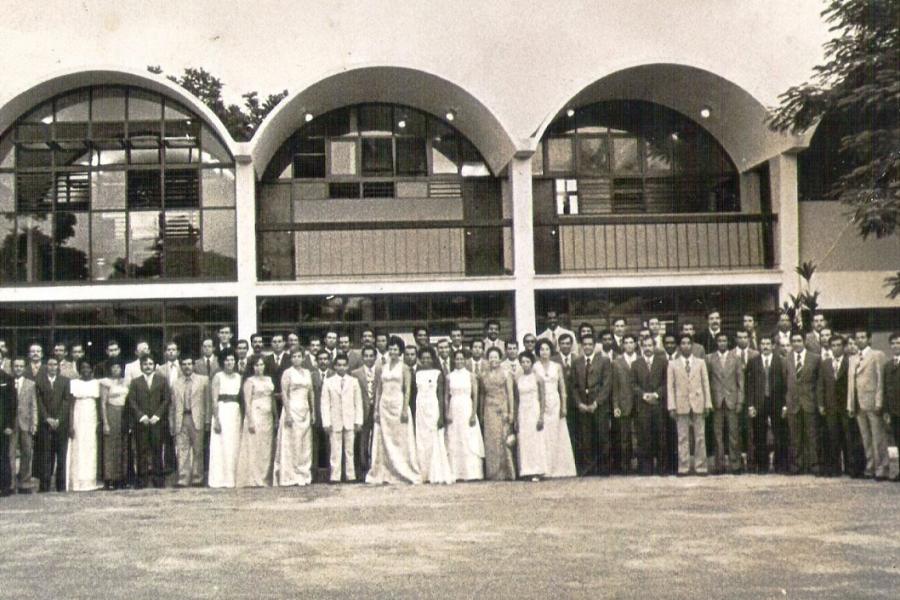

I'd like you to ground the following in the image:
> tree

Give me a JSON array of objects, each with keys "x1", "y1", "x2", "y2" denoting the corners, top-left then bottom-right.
[
  {"x1": 768, "y1": 0, "x2": 899, "y2": 297},
  {"x1": 148, "y1": 65, "x2": 288, "y2": 142}
]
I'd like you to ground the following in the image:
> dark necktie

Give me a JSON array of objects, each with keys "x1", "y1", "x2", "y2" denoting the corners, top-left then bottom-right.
[
  {"x1": 184, "y1": 377, "x2": 192, "y2": 415},
  {"x1": 763, "y1": 357, "x2": 770, "y2": 397},
  {"x1": 796, "y1": 354, "x2": 802, "y2": 375},
  {"x1": 685, "y1": 359, "x2": 691, "y2": 376},
  {"x1": 206, "y1": 357, "x2": 211, "y2": 375}
]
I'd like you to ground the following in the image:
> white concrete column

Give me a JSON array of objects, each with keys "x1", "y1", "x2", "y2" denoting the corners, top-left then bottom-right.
[
  {"x1": 509, "y1": 153, "x2": 536, "y2": 341},
  {"x1": 234, "y1": 150, "x2": 258, "y2": 339},
  {"x1": 769, "y1": 153, "x2": 800, "y2": 303}
]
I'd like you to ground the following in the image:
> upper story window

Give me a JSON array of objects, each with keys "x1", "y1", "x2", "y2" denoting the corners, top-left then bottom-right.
[
  {"x1": 0, "y1": 86, "x2": 236, "y2": 285},
  {"x1": 533, "y1": 100, "x2": 739, "y2": 214}
]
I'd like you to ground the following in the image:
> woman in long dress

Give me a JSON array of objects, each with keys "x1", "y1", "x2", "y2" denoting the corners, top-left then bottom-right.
[
  {"x1": 99, "y1": 359, "x2": 129, "y2": 490},
  {"x1": 481, "y1": 347, "x2": 516, "y2": 480},
  {"x1": 274, "y1": 348, "x2": 315, "y2": 486},
  {"x1": 515, "y1": 351, "x2": 547, "y2": 481},
  {"x1": 208, "y1": 351, "x2": 243, "y2": 488},
  {"x1": 67, "y1": 360, "x2": 102, "y2": 492},
  {"x1": 445, "y1": 349, "x2": 485, "y2": 481},
  {"x1": 366, "y1": 336, "x2": 421, "y2": 484},
  {"x1": 414, "y1": 347, "x2": 453, "y2": 484},
  {"x1": 237, "y1": 357, "x2": 276, "y2": 487},
  {"x1": 534, "y1": 339, "x2": 577, "y2": 478}
]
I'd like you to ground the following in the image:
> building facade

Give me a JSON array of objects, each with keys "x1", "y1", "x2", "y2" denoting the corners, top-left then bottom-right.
[{"x1": 0, "y1": 59, "x2": 897, "y2": 359}]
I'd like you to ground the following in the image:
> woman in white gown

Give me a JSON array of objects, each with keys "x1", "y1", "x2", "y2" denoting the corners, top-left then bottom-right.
[
  {"x1": 366, "y1": 336, "x2": 421, "y2": 484},
  {"x1": 414, "y1": 347, "x2": 453, "y2": 484},
  {"x1": 208, "y1": 351, "x2": 243, "y2": 488},
  {"x1": 274, "y1": 348, "x2": 315, "y2": 486},
  {"x1": 533, "y1": 339, "x2": 577, "y2": 478},
  {"x1": 445, "y1": 350, "x2": 485, "y2": 481},
  {"x1": 515, "y1": 351, "x2": 546, "y2": 480},
  {"x1": 236, "y1": 357, "x2": 276, "y2": 487},
  {"x1": 67, "y1": 360, "x2": 102, "y2": 492}
]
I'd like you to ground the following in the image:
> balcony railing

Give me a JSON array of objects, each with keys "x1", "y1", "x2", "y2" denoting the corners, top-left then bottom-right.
[{"x1": 534, "y1": 213, "x2": 777, "y2": 274}]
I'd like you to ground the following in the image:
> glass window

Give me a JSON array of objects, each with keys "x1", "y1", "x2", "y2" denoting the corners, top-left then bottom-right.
[
  {"x1": 128, "y1": 90, "x2": 162, "y2": 122},
  {"x1": 644, "y1": 138, "x2": 672, "y2": 173},
  {"x1": 201, "y1": 168, "x2": 235, "y2": 207},
  {"x1": 294, "y1": 154, "x2": 326, "y2": 178},
  {"x1": 325, "y1": 107, "x2": 355, "y2": 137},
  {"x1": 0, "y1": 173, "x2": 13, "y2": 212},
  {"x1": 16, "y1": 172, "x2": 54, "y2": 211},
  {"x1": 15, "y1": 146, "x2": 52, "y2": 169},
  {"x1": 91, "y1": 171, "x2": 126, "y2": 209},
  {"x1": 612, "y1": 137, "x2": 640, "y2": 172},
  {"x1": 547, "y1": 137, "x2": 574, "y2": 172},
  {"x1": 55, "y1": 172, "x2": 90, "y2": 210},
  {"x1": 328, "y1": 140, "x2": 357, "y2": 176},
  {"x1": 361, "y1": 138, "x2": 393, "y2": 175},
  {"x1": 162, "y1": 210, "x2": 200, "y2": 277},
  {"x1": 359, "y1": 105, "x2": 393, "y2": 135},
  {"x1": 202, "y1": 209, "x2": 236, "y2": 278},
  {"x1": 394, "y1": 110, "x2": 426, "y2": 137},
  {"x1": 127, "y1": 170, "x2": 162, "y2": 209},
  {"x1": 0, "y1": 214, "x2": 16, "y2": 283},
  {"x1": 396, "y1": 138, "x2": 427, "y2": 176},
  {"x1": 128, "y1": 211, "x2": 161, "y2": 278},
  {"x1": 200, "y1": 127, "x2": 231, "y2": 163},
  {"x1": 17, "y1": 214, "x2": 54, "y2": 282},
  {"x1": 577, "y1": 137, "x2": 609, "y2": 174},
  {"x1": 92, "y1": 88, "x2": 126, "y2": 122},
  {"x1": 163, "y1": 169, "x2": 199, "y2": 208},
  {"x1": 431, "y1": 124, "x2": 460, "y2": 175},
  {"x1": 55, "y1": 90, "x2": 90, "y2": 122},
  {"x1": 0, "y1": 136, "x2": 13, "y2": 168},
  {"x1": 91, "y1": 212, "x2": 127, "y2": 280},
  {"x1": 53, "y1": 211, "x2": 90, "y2": 281},
  {"x1": 258, "y1": 231, "x2": 293, "y2": 280}
]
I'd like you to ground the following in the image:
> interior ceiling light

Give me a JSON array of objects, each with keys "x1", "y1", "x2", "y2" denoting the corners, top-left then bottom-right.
[
  {"x1": 700, "y1": 106, "x2": 712, "y2": 119},
  {"x1": 445, "y1": 110, "x2": 455, "y2": 122},
  {"x1": 304, "y1": 112, "x2": 314, "y2": 122},
  {"x1": 566, "y1": 108, "x2": 575, "y2": 118}
]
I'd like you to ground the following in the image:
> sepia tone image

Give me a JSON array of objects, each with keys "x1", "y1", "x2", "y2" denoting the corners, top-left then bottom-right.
[{"x1": 0, "y1": 1, "x2": 898, "y2": 597}]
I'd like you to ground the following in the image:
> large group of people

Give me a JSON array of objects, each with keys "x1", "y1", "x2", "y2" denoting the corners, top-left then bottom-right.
[{"x1": 1, "y1": 310, "x2": 899, "y2": 496}]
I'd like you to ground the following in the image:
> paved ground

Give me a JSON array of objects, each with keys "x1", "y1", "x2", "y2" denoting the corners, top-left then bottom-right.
[{"x1": 1, "y1": 476, "x2": 898, "y2": 599}]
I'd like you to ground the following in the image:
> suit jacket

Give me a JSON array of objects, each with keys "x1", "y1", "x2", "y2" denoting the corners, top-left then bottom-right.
[
  {"x1": 745, "y1": 353, "x2": 784, "y2": 417},
  {"x1": 59, "y1": 360, "x2": 78, "y2": 380},
  {"x1": 817, "y1": 355, "x2": 849, "y2": 415},
  {"x1": 346, "y1": 350, "x2": 364, "y2": 372},
  {"x1": 551, "y1": 353, "x2": 576, "y2": 412},
  {"x1": 24, "y1": 362, "x2": 47, "y2": 382},
  {"x1": 36, "y1": 375, "x2": 71, "y2": 429},
  {"x1": 127, "y1": 373, "x2": 170, "y2": 423},
  {"x1": 805, "y1": 331, "x2": 823, "y2": 355},
  {"x1": 169, "y1": 374, "x2": 210, "y2": 432},
  {"x1": 321, "y1": 374, "x2": 364, "y2": 431},
  {"x1": 885, "y1": 357, "x2": 900, "y2": 417},
  {"x1": 611, "y1": 356, "x2": 638, "y2": 417},
  {"x1": 0, "y1": 370, "x2": 15, "y2": 431},
  {"x1": 123, "y1": 359, "x2": 143, "y2": 385},
  {"x1": 156, "y1": 361, "x2": 182, "y2": 390},
  {"x1": 666, "y1": 355, "x2": 712, "y2": 415},
  {"x1": 632, "y1": 354, "x2": 667, "y2": 410},
  {"x1": 783, "y1": 350, "x2": 820, "y2": 414},
  {"x1": 571, "y1": 353, "x2": 611, "y2": 409},
  {"x1": 697, "y1": 329, "x2": 725, "y2": 355},
  {"x1": 706, "y1": 350, "x2": 743, "y2": 410},
  {"x1": 483, "y1": 337, "x2": 506, "y2": 355},
  {"x1": 193, "y1": 355, "x2": 221, "y2": 379},
  {"x1": 352, "y1": 365, "x2": 382, "y2": 423},
  {"x1": 847, "y1": 348, "x2": 886, "y2": 413},
  {"x1": 265, "y1": 352, "x2": 291, "y2": 393},
  {"x1": 310, "y1": 368, "x2": 333, "y2": 426},
  {"x1": 15, "y1": 377, "x2": 38, "y2": 434}
]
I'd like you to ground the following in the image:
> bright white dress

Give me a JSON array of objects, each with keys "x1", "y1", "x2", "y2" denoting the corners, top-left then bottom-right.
[
  {"x1": 444, "y1": 369, "x2": 485, "y2": 481},
  {"x1": 414, "y1": 369, "x2": 454, "y2": 484},
  {"x1": 534, "y1": 361, "x2": 577, "y2": 478},
  {"x1": 516, "y1": 372, "x2": 547, "y2": 477},
  {"x1": 274, "y1": 367, "x2": 314, "y2": 486},
  {"x1": 366, "y1": 360, "x2": 421, "y2": 484},
  {"x1": 208, "y1": 372, "x2": 242, "y2": 488},
  {"x1": 236, "y1": 377, "x2": 275, "y2": 488},
  {"x1": 66, "y1": 378, "x2": 101, "y2": 491}
]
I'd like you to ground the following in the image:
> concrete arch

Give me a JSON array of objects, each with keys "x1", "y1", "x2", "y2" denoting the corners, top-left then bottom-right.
[
  {"x1": 0, "y1": 66, "x2": 238, "y2": 157},
  {"x1": 532, "y1": 63, "x2": 811, "y2": 171},
  {"x1": 251, "y1": 65, "x2": 518, "y2": 177}
]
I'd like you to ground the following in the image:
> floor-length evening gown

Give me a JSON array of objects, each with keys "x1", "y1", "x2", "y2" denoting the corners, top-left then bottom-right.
[
  {"x1": 534, "y1": 361, "x2": 577, "y2": 478},
  {"x1": 237, "y1": 376, "x2": 276, "y2": 487},
  {"x1": 274, "y1": 367, "x2": 314, "y2": 486},
  {"x1": 366, "y1": 360, "x2": 421, "y2": 484},
  {"x1": 516, "y1": 372, "x2": 547, "y2": 478},
  {"x1": 414, "y1": 369, "x2": 454, "y2": 484},
  {"x1": 208, "y1": 372, "x2": 242, "y2": 488},
  {"x1": 67, "y1": 378, "x2": 102, "y2": 492},
  {"x1": 481, "y1": 367, "x2": 516, "y2": 480},
  {"x1": 444, "y1": 368, "x2": 485, "y2": 481}
]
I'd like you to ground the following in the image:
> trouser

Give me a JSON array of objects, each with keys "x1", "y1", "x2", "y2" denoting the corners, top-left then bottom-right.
[
  {"x1": 175, "y1": 415, "x2": 205, "y2": 486},
  {"x1": 574, "y1": 406, "x2": 607, "y2": 475},
  {"x1": 713, "y1": 404, "x2": 742, "y2": 472},
  {"x1": 749, "y1": 402, "x2": 773, "y2": 471},
  {"x1": 676, "y1": 412, "x2": 708, "y2": 474},
  {"x1": 857, "y1": 410, "x2": 888, "y2": 478},
  {"x1": 616, "y1": 414, "x2": 634, "y2": 473},
  {"x1": 786, "y1": 409, "x2": 819, "y2": 473},
  {"x1": 16, "y1": 430, "x2": 34, "y2": 490},
  {"x1": 37, "y1": 425, "x2": 67, "y2": 492},
  {"x1": 635, "y1": 401, "x2": 666, "y2": 474},
  {"x1": 329, "y1": 429, "x2": 356, "y2": 482},
  {"x1": 163, "y1": 421, "x2": 176, "y2": 475},
  {"x1": 774, "y1": 410, "x2": 791, "y2": 473},
  {"x1": 203, "y1": 429, "x2": 211, "y2": 484},
  {"x1": 134, "y1": 421, "x2": 166, "y2": 487},
  {"x1": 664, "y1": 408, "x2": 678, "y2": 473},
  {"x1": 821, "y1": 409, "x2": 855, "y2": 475},
  {"x1": 354, "y1": 420, "x2": 373, "y2": 481},
  {"x1": 0, "y1": 432, "x2": 11, "y2": 493}
]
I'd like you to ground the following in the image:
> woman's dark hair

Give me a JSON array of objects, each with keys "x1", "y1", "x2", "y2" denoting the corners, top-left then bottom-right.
[
  {"x1": 219, "y1": 349, "x2": 237, "y2": 363},
  {"x1": 105, "y1": 357, "x2": 127, "y2": 374},
  {"x1": 485, "y1": 347, "x2": 503, "y2": 359},
  {"x1": 418, "y1": 346, "x2": 439, "y2": 367},
  {"x1": 388, "y1": 335, "x2": 406, "y2": 353},
  {"x1": 518, "y1": 350, "x2": 536, "y2": 364},
  {"x1": 534, "y1": 338, "x2": 555, "y2": 356},
  {"x1": 76, "y1": 358, "x2": 93, "y2": 376}
]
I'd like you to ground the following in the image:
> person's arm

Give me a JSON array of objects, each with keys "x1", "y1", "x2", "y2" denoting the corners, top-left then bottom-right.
[
  {"x1": 68, "y1": 384, "x2": 76, "y2": 438},
  {"x1": 353, "y1": 381, "x2": 363, "y2": 431},
  {"x1": 126, "y1": 380, "x2": 144, "y2": 424},
  {"x1": 470, "y1": 372, "x2": 479, "y2": 426},
  {"x1": 100, "y1": 383, "x2": 111, "y2": 435},
  {"x1": 817, "y1": 364, "x2": 827, "y2": 415},
  {"x1": 155, "y1": 377, "x2": 170, "y2": 421},
  {"x1": 700, "y1": 361, "x2": 713, "y2": 414},
  {"x1": 667, "y1": 362, "x2": 676, "y2": 417},
  {"x1": 612, "y1": 363, "x2": 622, "y2": 417},
  {"x1": 599, "y1": 360, "x2": 611, "y2": 408},
  {"x1": 242, "y1": 379, "x2": 256, "y2": 433},
  {"x1": 321, "y1": 379, "x2": 332, "y2": 433},
  {"x1": 511, "y1": 376, "x2": 520, "y2": 432},
  {"x1": 281, "y1": 370, "x2": 293, "y2": 427},
  {"x1": 556, "y1": 364, "x2": 567, "y2": 418},
  {"x1": 875, "y1": 354, "x2": 885, "y2": 413},
  {"x1": 373, "y1": 372, "x2": 382, "y2": 423},
  {"x1": 504, "y1": 372, "x2": 515, "y2": 425},
  {"x1": 37, "y1": 383, "x2": 52, "y2": 426},
  {"x1": 306, "y1": 376, "x2": 316, "y2": 426},
  {"x1": 536, "y1": 377, "x2": 546, "y2": 430},
  {"x1": 443, "y1": 372, "x2": 452, "y2": 426},
  {"x1": 436, "y1": 372, "x2": 446, "y2": 429},
  {"x1": 847, "y1": 358, "x2": 855, "y2": 415},
  {"x1": 203, "y1": 378, "x2": 212, "y2": 430}
]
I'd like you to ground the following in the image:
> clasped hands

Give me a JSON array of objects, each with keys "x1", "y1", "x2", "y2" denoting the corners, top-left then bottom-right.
[{"x1": 139, "y1": 414, "x2": 161, "y2": 426}]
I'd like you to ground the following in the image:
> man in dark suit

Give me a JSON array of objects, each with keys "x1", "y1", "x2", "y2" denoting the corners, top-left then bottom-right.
[
  {"x1": 612, "y1": 334, "x2": 639, "y2": 474},
  {"x1": 214, "y1": 324, "x2": 233, "y2": 361},
  {"x1": 403, "y1": 344, "x2": 421, "y2": 422},
  {"x1": 265, "y1": 333, "x2": 291, "y2": 417},
  {"x1": 127, "y1": 356, "x2": 170, "y2": 488},
  {"x1": 310, "y1": 349, "x2": 333, "y2": 482},
  {"x1": 24, "y1": 343, "x2": 46, "y2": 382},
  {"x1": 352, "y1": 345, "x2": 381, "y2": 481},
  {"x1": 35, "y1": 358, "x2": 70, "y2": 492},
  {"x1": 632, "y1": 336, "x2": 668, "y2": 475},
  {"x1": 745, "y1": 335, "x2": 783, "y2": 473},
  {"x1": 551, "y1": 333, "x2": 577, "y2": 440},
  {"x1": 697, "y1": 309, "x2": 725, "y2": 355},
  {"x1": 885, "y1": 332, "x2": 900, "y2": 480},
  {"x1": 610, "y1": 318, "x2": 627, "y2": 355},
  {"x1": 571, "y1": 334, "x2": 612, "y2": 476},
  {"x1": 0, "y1": 367, "x2": 15, "y2": 496},
  {"x1": 817, "y1": 335, "x2": 863, "y2": 477},
  {"x1": 782, "y1": 332, "x2": 821, "y2": 475}
]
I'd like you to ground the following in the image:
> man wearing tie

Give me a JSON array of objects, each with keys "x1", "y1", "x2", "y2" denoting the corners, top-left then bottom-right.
[
  {"x1": 338, "y1": 334, "x2": 363, "y2": 371},
  {"x1": 169, "y1": 357, "x2": 209, "y2": 487},
  {"x1": 127, "y1": 356, "x2": 170, "y2": 488},
  {"x1": 0, "y1": 366, "x2": 15, "y2": 497},
  {"x1": 158, "y1": 341, "x2": 181, "y2": 475},
  {"x1": 436, "y1": 339, "x2": 452, "y2": 377},
  {"x1": 817, "y1": 336, "x2": 860, "y2": 477},
  {"x1": 805, "y1": 313, "x2": 828, "y2": 355},
  {"x1": 571, "y1": 335, "x2": 612, "y2": 476},
  {"x1": 551, "y1": 334, "x2": 577, "y2": 438},
  {"x1": 323, "y1": 330, "x2": 339, "y2": 365},
  {"x1": 468, "y1": 340, "x2": 487, "y2": 377},
  {"x1": 0, "y1": 339, "x2": 10, "y2": 376},
  {"x1": 214, "y1": 325, "x2": 233, "y2": 360},
  {"x1": 352, "y1": 346, "x2": 381, "y2": 480},
  {"x1": 538, "y1": 310, "x2": 576, "y2": 352},
  {"x1": 321, "y1": 354, "x2": 363, "y2": 483},
  {"x1": 667, "y1": 334, "x2": 712, "y2": 476},
  {"x1": 483, "y1": 320, "x2": 505, "y2": 355},
  {"x1": 611, "y1": 319, "x2": 627, "y2": 355},
  {"x1": 772, "y1": 313, "x2": 794, "y2": 355},
  {"x1": 847, "y1": 330, "x2": 888, "y2": 480},
  {"x1": 707, "y1": 333, "x2": 744, "y2": 474},
  {"x1": 264, "y1": 334, "x2": 291, "y2": 415},
  {"x1": 25, "y1": 343, "x2": 46, "y2": 382},
  {"x1": 11, "y1": 359, "x2": 38, "y2": 494},
  {"x1": 35, "y1": 358, "x2": 71, "y2": 492},
  {"x1": 698, "y1": 310, "x2": 724, "y2": 355},
  {"x1": 742, "y1": 314, "x2": 760, "y2": 351},
  {"x1": 884, "y1": 332, "x2": 900, "y2": 480},
  {"x1": 612, "y1": 334, "x2": 639, "y2": 474},
  {"x1": 648, "y1": 318, "x2": 665, "y2": 351},
  {"x1": 783, "y1": 333, "x2": 821, "y2": 475},
  {"x1": 733, "y1": 329, "x2": 758, "y2": 471},
  {"x1": 633, "y1": 336, "x2": 668, "y2": 475},
  {"x1": 746, "y1": 336, "x2": 784, "y2": 474}
]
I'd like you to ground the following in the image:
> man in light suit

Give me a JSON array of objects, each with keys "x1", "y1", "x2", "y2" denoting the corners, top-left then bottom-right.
[
  {"x1": 847, "y1": 330, "x2": 888, "y2": 480},
  {"x1": 321, "y1": 353, "x2": 363, "y2": 483},
  {"x1": 633, "y1": 337, "x2": 668, "y2": 475},
  {"x1": 127, "y1": 356, "x2": 170, "y2": 488},
  {"x1": 707, "y1": 333, "x2": 744, "y2": 474},
  {"x1": 611, "y1": 334, "x2": 639, "y2": 474},
  {"x1": 571, "y1": 335, "x2": 612, "y2": 476},
  {"x1": 123, "y1": 340, "x2": 151, "y2": 385},
  {"x1": 783, "y1": 332, "x2": 821, "y2": 475},
  {"x1": 352, "y1": 345, "x2": 381, "y2": 480},
  {"x1": 11, "y1": 359, "x2": 38, "y2": 494},
  {"x1": 169, "y1": 357, "x2": 209, "y2": 487},
  {"x1": 667, "y1": 333, "x2": 712, "y2": 476}
]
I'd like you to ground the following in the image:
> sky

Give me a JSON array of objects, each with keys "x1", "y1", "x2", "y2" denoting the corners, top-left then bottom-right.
[{"x1": 0, "y1": 0, "x2": 832, "y2": 139}]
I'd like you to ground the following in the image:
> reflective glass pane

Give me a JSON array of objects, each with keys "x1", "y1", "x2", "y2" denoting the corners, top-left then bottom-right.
[
  {"x1": 431, "y1": 123, "x2": 460, "y2": 174},
  {"x1": 91, "y1": 212, "x2": 127, "y2": 280},
  {"x1": 361, "y1": 138, "x2": 393, "y2": 175},
  {"x1": 201, "y1": 127, "x2": 231, "y2": 163},
  {"x1": 162, "y1": 210, "x2": 200, "y2": 277},
  {"x1": 644, "y1": 138, "x2": 672, "y2": 173},
  {"x1": 15, "y1": 146, "x2": 52, "y2": 169},
  {"x1": 294, "y1": 155, "x2": 325, "y2": 178},
  {"x1": 127, "y1": 170, "x2": 162, "y2": 209},
  {"x1": 16, "y1": 172, "x2": 54, "y2": 211},
  {"x1": 17, "y1": 214, "x2": 54, "y2": 282},
  {"x1": 92, "y1": 88, "x2": 126, "y2": 122},
  {"x1": 128, "y1": 90, "x2": 162, "y2": 121},
  {"x1": 129, "y1": 148, "x2": 160, "y2": 165},
  {"x1": 23, "y1": 102, "x2": 53, "y2": 124},
  {"x1": 394, "y1": 109, "x2": 426, "y2": 137},
  {"x1": 164, "y1": 169, "x2": 199, "y2": 208},
  {"x1": 547, "y1": 137, "x2": 574, "y2": 172},
  {"x1": 55, "y1": 90, "x2": 90, "y2": 122},
  {"x1": 95, "y1": 147, "x2": 127, "y2": 167},
  {"x1": 55, "y1": 171, "x2": 90, "y2": 210},
  {"x1": 0, "y1": 136, "x2": 13, "y2": 168},
  {"x1": 54, "y1": 211, "x2": 90, "y2": 281},
  {"x1": 91, "y1": 171, "x2": 126, "y2": 209},
  {"x1": 329, "y1": 140, "x2": 357, "y2": 176},
  {"x1": 164, "y1": 147, "x2": 200, "y2": 164},
  {"x1": 325, "y1": 107, "x2": 355, "y2": 137},
  {"x1": 577, "y1": 137, "x2": 609, "y2": 174},
  {"x1": 612, "y1": 137, "x2": 640, "y2": 172},
  {"x1": 0, "y1": 173, "x2": 13, "y2": 212},
  {"x1": 128, "y1": 211, "x2": 161, "y2": 278},
  {"x1": 202, "y1": 209, "x2": 236, "y2": 278},
  {"x1": 359, "y1": 105, "x2": 393, "y2": 135},
  {"x1": 201, "y1": 168, "x2": 235, "y2": 207},
  {"x1": 396, "y1": 137, "x2": 427, "y2": 176},
  {"x1": 258, "y1": 231, "x2": 293, "y2": 280},
  {"x1": 0, "y1": 214, "x2": 16, "y2": 283},
  {"x1": 164, "y1": 100, "x2": 192, "y2": 121}
]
